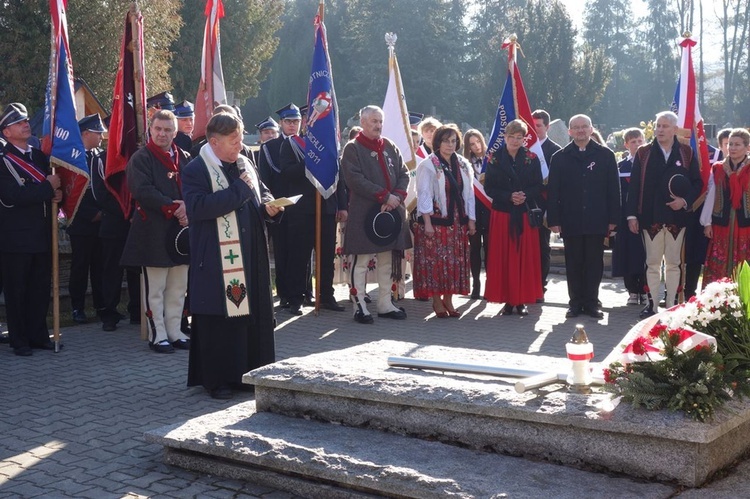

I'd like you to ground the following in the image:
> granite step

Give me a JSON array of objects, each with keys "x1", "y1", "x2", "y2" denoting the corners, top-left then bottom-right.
[{"x1": 145, "y1": 401, "x2": 675, "y2": 499}]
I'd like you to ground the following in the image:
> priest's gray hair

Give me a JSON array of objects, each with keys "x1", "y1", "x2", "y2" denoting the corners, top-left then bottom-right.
[
  {"x1": 359, "y1": 105, "x2": 384, "y2": 121},
  {"x1": 655, "y1": 111, "x2": 679, "y2": 126},
  {"x1": 568, "y1": 114, "x2": 592, "y2": 128}
]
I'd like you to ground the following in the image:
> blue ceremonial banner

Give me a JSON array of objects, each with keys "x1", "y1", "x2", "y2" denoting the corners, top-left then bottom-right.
[
  {"x1": 43, "y1": 0, "x2": 89, "y2": 223},
  {"x1": 304, "y1": 16, "x2": 339, "y2": 199},
  {"x1": 483, "y1": 70, "x2": 515, "y2": 171}
]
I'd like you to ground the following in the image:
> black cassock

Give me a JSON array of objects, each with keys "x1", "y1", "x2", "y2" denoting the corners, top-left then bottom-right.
[{"x1": 184, "y1": 158, "x2": 277, "y2": 391}]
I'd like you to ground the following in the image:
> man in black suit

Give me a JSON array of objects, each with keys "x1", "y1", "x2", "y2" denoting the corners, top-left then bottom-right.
[
  {"x1": 532, "y1": 109, "x2": 561, "y2": 301},
  {"x1": 0, "y1": 103, "x2": 62, "y2": 356},
  {"x1": 257, "y1": 104, "x2": 301, "y2": 308},
  {"x1": 547, "y1": 114, "x2": 620, "y2": 319}
]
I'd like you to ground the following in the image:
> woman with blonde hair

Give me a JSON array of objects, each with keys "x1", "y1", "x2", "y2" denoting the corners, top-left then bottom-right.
[
  {"x1": 414, "y1": 124, "x2": 476, "y2": 317},
  {"x1": 463, "y1": 129, "x2": 490, "y2": 299},
  {"x1": 483, "y1": 119, "x2": 543, "y2": 315}
]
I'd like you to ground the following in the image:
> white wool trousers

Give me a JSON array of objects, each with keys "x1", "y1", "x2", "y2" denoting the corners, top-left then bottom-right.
[
  {"x1": 143, "y1": 265, "x2": 189, "y2": 344},
  {"x1": 350, "y1": 251, "x2": 399, "y2": 315},
  {"x1": 642, "y1": 227, "x2": 685, "y2": 308}
]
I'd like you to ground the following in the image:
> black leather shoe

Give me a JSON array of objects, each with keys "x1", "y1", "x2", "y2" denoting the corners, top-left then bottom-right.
[
  {"x1": 172, "y1": 339, "x2": 190, "y2": 350},
  {"x1": 31, "y1": 341, "x2": 59, "y2": 350},
  {"x1": 102, "y1": 322, "x2": 117, "y2": 332},
  {"x1": 72, "y1": 309, "x2": 88, "y2": 324},
  {"x1": 303, "y1": 295, "x2": 315, "y2": 307},
  {"x1": 565, "y1": 307, "x2": 580, "y2": 318},
  {"x1": 289, "y1": 304, "x2": 303, "y2": 316},
  {"x1": 378, "y1": 308, "x2": 407, "y2": 320},
  {"x1": 278, "y1": 297, "x2": 290, "y2": 308},
  {"x1": 501, "y1": 304, "x2": 514, "y2": 315},
  {"x1": 354, "y1": 310, "x2": 374, "y2": 324},
  {"x1": 14, "y1": 346, "x2": 33, "y2": 356},
  {"x1": 319, "y1": 300, "x2": 345, "y2": 311},
  {"x1": 150, "y1": 341, "x2": 175, "y2": 354},
  {"x1": 639, "y1": 306, "x2": 656, "y2": 319},
  {"x1": 516, "y1": 305, "x2": 529, "y2": 316},
  {"x1": 0, "y1": 332, "x2": 9, "y2": 344},
  {"x1": 585, "y1": 307, "x2": 604, "y2": 319},
  {"x1": 209, "y1": 386, "x2": 233, "y2": 400}
]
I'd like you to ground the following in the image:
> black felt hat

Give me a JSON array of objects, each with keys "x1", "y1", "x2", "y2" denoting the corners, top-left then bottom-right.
[
  {"x1": 666, "y1": 173, "x2": 691, "y2": 199},
  {"x1": 166, "y1": 223, "x2": 190, "y2": 265},
  {"x1": 364, "y1": 205, "x2": 402, "y2": 246}
]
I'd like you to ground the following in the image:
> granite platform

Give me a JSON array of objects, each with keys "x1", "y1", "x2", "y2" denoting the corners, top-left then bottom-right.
[{"x1": 146, "y1": 339, "x2": 750, "y2": 496}]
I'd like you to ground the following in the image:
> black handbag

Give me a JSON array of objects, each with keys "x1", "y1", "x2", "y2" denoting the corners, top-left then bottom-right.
[{"x1": 526, "y1": 201, "x2": 543, "y2": 228}]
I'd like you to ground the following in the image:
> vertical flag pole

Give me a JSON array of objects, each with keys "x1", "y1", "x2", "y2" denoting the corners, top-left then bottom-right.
[
  {"x1": 48, "y1": 2, "x2": 62, "y2": 351},
  {"x1": 313, "y1": 0, "x2": 325, "y2": 316}
]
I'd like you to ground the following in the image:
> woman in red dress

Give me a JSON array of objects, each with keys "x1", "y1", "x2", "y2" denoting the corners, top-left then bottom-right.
[
  {"x1": 483, "y1": 119, "x2": 543, "y2": 315},
  {"x1": 701, "y1": 128, "x2": 750, "y2": 282},
  {"x1": 413, "y1": 125, "x2": 476, "y2": 317}
]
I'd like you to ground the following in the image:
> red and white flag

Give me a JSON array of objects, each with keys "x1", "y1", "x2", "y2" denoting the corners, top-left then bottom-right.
[
  {"x1": 193, "y1": 0, "x2": 228, "y2": 141},
  {"x1": 105, "y1": 5, "x2": 147, "y2": 217},
  {"x1": 672, "y1": 35, "x2": 712, "y2": 199}
]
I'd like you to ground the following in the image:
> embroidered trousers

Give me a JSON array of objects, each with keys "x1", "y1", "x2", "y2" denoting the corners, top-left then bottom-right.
[
  {"x1": 143, "y1": 265, "x2": 189, "y2": 344},
  {"x1": 642, "y1": 227, "x2": 685, "y2": 308}
]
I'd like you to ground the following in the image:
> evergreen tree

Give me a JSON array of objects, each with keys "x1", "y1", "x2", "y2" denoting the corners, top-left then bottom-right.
[{"x1": 582, "y1": 0, "x2": 634, "y2": 129}]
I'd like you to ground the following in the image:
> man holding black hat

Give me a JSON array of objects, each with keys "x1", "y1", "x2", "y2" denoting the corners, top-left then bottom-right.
[
  {"x1": 626, "y1": 111, "x2": 702, "y2": 316},
  {"x1": 173, "y1": 100, "x2": 195, "y2": 154},
  {"x1": 0, "y1": 103, "x2": 62, "y2": 355},
  {"x1": 340, "y1": 105, "x2": 412, "y2": 323},
  {"x1": 258, "y1": 103, "x2": 302, "y2": 307},
  {"x1": 120, "y1": 109, "x2": 191, "y2": 353},
  {"x1": 66, "y1": 115, "x2": 106, "y2": 325}
]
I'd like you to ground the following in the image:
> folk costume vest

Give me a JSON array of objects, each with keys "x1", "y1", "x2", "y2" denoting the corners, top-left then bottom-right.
[
  {"x1": 199, "y1": 144, "x2": 260, "y2": 317},
  {"x1": 711, "y1": 156, "x2": 750, "y2": 228}
]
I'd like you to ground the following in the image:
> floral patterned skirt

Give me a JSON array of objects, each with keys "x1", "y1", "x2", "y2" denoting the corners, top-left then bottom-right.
[
  {"x1": 412, "y1": 210, "x2": 470, "y2": 297},
  {"x1": 704, "y1": 220, "x2": 750, "y2": 284},
  {"x1": 484, "y1": 210, "x2": 543, "y2": 305}
]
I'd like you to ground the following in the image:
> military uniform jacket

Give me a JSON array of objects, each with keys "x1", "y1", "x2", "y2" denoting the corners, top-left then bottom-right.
[
  {"x1": 258, "y1": 135, "x2": 288, "y2": 199},
  {"x1": 340, "y1": 137, "x2": 412, "y2": 254},
  {"x1": 90, "y1": 147, "x2": 132, "y2": 239},
  {"x1": 0, "y1": 142, "x2": 55, "y2": 253},
  {"x1": 120, "y1": 145, "x2": 190, "y2": 267},
  {"x1": 66, "y1": 149, "x2": 102, "y2": 237},
  {"x1": 547, "y1": 139, "x2": 620, "y2": 237},
  {"x1": 278, "y1": 136, "x2": 348, "y2": 216}
]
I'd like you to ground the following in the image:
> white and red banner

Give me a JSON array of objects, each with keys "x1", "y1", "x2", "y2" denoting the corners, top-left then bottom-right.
[
  {"x1": 194, "y1": 0, "x2": 228, "y2": 140},
  {"x1": 672, "y1": 35, "x2": 712, "y2": 199}
]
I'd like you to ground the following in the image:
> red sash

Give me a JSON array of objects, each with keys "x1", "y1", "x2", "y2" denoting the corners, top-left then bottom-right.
[{"x1": 3, "y1": 152, "x2": 46, "y2": 184}]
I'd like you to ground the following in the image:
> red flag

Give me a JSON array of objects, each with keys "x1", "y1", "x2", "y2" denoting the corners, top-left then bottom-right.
[
  {"x1": 42, "y1": 0, "x2": 89, "y2": 223},
  {"x1": 105, "y1": 5, "x2": 147, "y2": 217},
  {"x1": 193, "y1": 0, "x2": 227, "y2": 140}
]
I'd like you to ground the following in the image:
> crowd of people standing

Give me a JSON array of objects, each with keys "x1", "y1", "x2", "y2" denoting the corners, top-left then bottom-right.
[{"x1": 2, "y1": 92, "x2": 749, "y2": 400}]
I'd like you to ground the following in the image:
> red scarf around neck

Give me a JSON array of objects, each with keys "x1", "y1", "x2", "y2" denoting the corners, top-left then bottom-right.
[
  {"x1": 146, "y1": 138, "x2": 182, "y2": 193},
  {"x1": 355, "y1": 133, "x2": 391, "y2": 191}
]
